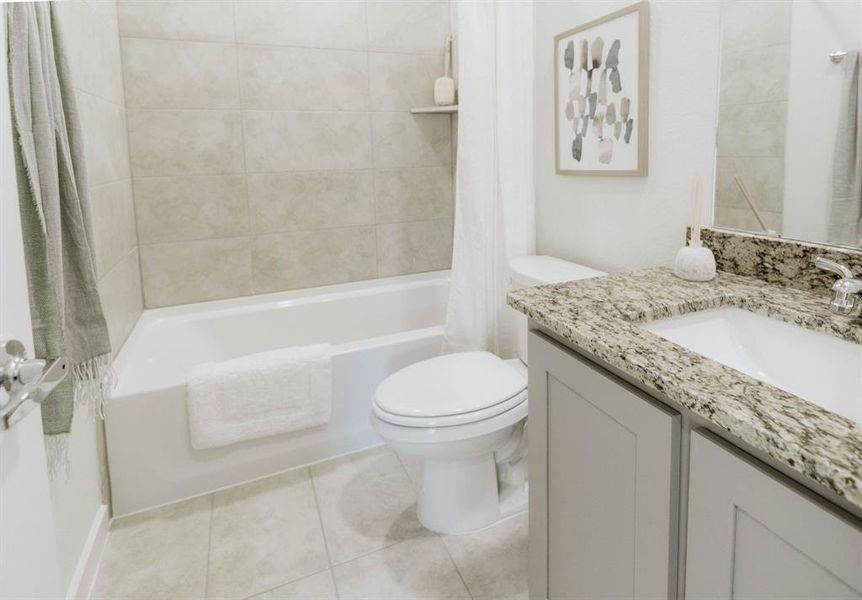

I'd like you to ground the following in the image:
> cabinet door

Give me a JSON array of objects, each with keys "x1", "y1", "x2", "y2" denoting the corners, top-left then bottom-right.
[
  {"x1": 529, "y1": 332, "x2": 680, "y2": 600},
  {"x1": 686, "y1": 431, "x2": 862, "y2": 599}
]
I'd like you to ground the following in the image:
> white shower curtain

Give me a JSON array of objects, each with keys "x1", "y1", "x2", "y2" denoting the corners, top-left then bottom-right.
[{"x1": 443, "y1": 0, "x2": 535, "y2": 356}]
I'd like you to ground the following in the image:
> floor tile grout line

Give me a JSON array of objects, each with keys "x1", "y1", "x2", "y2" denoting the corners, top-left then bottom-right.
[
  {"x1": 308, "y1": 466, "x2": 343, "y2": 599},
  {"x1": 239, "y1": 566, "x2": 333, "y2": 600},
  {"x1": 203, "y1": 494, "x2": 215, "y2": 599},
  {"x1": 327, "y1": 535, "x2": 422, "y2": 569},
  {"x1": 308, "y1": 466, "x2": 335, "y2": 570},
  {"x1": 439, "y1": 536, "x2": 476, "y2": 600},
  {"x1": 394, "y1": 452, "x2": 421, "y2": 493}
]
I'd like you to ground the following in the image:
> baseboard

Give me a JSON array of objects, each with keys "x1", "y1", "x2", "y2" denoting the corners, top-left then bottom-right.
[{"x1": 66, "y1": 504, "x2": 109, "y2": 600}]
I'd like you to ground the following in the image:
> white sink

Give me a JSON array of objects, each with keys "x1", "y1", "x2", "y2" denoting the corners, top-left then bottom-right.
[{"x1": 642, "y1": 307, "x2": 862, "y2": 424}]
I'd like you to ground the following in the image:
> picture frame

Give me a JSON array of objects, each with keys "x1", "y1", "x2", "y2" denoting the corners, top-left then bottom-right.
[{"x1": 554, "y1": 1, "x2": 650, "y2": 176}]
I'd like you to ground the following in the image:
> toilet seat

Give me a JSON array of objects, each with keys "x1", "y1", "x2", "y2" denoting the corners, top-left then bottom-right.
[{"x1": 373, "y1": 351, "x2": 527, "y2": 428}]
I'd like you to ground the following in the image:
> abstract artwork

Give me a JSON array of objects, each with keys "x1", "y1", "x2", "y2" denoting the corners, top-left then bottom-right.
[{"x1": 555, "y1": 2, "x2": 650, "y2": 176}]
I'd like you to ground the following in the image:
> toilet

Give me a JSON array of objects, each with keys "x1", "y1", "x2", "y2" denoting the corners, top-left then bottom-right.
[{"x1": 371, "y1": 256, "x2": 606, "y2": 534}]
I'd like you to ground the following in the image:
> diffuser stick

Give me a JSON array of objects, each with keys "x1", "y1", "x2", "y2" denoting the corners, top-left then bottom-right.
[{"x1": 691, "y1": 178, "x2": 702, "y2": 247}]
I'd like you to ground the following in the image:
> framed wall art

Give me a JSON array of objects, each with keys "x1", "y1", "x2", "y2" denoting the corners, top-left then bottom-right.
[{"x1": 554, "y1": 2, "x2": 650, "y2": 176}]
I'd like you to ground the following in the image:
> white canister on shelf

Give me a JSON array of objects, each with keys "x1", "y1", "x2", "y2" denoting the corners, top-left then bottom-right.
[{"x1": 434, "y1": 36, "x2": 456, "y2": 106}]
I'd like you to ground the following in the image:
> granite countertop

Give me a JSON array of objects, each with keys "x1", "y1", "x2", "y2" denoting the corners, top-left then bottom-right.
[{"x1": 507, "y1": 267, "x2": 862, "y2": 510}]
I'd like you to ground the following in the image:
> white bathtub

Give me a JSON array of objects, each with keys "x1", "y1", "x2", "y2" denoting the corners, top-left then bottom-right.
[{"x1": 106, "y1": 271, "x2": 449, "y2": 516}]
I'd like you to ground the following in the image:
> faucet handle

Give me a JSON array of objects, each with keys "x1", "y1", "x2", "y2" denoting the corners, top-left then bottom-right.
[{"x1": 814, "y1": 257, "x2": 854, "y2": 279}]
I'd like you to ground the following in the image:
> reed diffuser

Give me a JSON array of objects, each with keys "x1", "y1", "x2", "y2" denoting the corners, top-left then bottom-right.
[{"x1": 673, "y1": 178, "x2": 716, "y2": 282}]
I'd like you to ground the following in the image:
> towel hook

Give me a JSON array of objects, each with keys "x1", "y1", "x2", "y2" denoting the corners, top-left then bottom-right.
[{"x1": 830, "y1": 50, "x2": 848, "y2": 64}]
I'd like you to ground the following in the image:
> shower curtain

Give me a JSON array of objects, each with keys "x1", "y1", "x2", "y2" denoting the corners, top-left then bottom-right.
[{"x1": 443, "y1": 0, "x2": 535, "y2": 356}]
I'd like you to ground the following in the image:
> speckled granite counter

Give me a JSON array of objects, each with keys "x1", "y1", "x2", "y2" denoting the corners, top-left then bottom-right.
[{"x1": 508, "y1": 267, "x2": 862, "y2": 511}]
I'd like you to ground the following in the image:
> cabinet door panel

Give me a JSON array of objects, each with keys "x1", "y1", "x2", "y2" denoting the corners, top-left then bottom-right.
[
  {"x1": 529, "y1": 332, "x2": 679, "y2": 600},
  {"x1": 686, "y1": 431, "x2": 862, "y2": 599}
]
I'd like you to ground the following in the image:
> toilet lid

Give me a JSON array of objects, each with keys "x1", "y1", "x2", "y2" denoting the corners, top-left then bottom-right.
[{"x1": 373, "y1": 352, "x2": 527, "y2": 421}]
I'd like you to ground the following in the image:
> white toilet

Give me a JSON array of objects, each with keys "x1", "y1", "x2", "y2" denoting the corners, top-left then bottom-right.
[{"x1": 371, "y1": 256, "x2": 606, "y2": 534}]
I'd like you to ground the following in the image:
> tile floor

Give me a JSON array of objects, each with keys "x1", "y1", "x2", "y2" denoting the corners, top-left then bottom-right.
[{"x1": 92, "y1": 446, "x2": 528, "y2": 600}]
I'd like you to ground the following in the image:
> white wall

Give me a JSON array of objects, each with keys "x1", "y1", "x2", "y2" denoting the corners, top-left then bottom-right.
[
  {"x1": 783, "y1": 0, "x2": 862, "y2": 244},
  {"x1": 534, "y1": 1, "x2": 721, "y2": 272}
]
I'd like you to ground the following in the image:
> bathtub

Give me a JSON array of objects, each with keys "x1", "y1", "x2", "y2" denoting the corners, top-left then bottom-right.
[{"x1": 105, "y1": 271, "x2": 449, "y2": 516}]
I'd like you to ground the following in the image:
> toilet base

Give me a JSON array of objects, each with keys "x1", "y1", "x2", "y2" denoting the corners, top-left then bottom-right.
[{"x1": 417, "y1": 453, "x2": 528, "y2": 534}]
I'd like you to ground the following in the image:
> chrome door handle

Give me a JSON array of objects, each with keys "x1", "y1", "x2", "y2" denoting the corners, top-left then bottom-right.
[{"x1": 0, "y1": 338, "x2": 68, "y2": 430}]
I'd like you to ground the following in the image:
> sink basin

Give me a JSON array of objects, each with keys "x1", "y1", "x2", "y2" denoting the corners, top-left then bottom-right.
[{"x1": 642, "y1": 307, "x2": 862, "y2": 424}]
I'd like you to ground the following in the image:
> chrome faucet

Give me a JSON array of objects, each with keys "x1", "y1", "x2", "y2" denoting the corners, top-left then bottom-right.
[{"x1": 815, "y1": 257, "x2": 862, "y2": 316}]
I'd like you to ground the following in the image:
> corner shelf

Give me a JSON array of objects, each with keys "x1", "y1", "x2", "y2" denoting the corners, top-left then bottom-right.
[{"x1": 410, "y1": 105, "x2": 458, "y2": 114}]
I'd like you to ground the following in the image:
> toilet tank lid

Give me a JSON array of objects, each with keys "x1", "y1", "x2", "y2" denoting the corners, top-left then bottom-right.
[{"x1": 509, "y1": 255, "x2": 606, "y2": 287}]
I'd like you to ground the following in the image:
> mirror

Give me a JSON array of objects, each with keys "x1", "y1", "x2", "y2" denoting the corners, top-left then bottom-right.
[{"x1": 713, "y1": 0, "x2": 862, "y2": 249}]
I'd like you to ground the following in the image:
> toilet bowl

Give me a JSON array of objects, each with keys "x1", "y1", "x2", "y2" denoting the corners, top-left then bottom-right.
[{"x1": 371, "y1": 256, "x2": 606, "y2": 534}]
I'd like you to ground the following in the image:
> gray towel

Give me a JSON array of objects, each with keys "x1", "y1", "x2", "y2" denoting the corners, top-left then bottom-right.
[
  {"x1": 6, "y1": 3, "x2": 112, "y2": 441},
  {"x1": 830, "y1": 51, "x2": 862, "y2": 247}
]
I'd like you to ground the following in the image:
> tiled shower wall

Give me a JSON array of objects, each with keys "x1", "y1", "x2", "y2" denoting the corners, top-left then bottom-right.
[
  {"x1": 714, "y1": 0, "x2": 791, "y2": 234},
  {"x1": 118, "y1": 0, "x2": 455, "y2": 308},
  {"x1": 54, "y1": 1, "x2": 143, "y2": 353}
]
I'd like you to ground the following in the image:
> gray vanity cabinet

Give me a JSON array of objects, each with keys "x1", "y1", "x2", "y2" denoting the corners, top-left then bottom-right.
[
  {"x1": 528, "y1": 332, "x2": 680, "y2": 600},
  {"x1": 685, "y1": 431, "x2": 862, "y2": 599}
]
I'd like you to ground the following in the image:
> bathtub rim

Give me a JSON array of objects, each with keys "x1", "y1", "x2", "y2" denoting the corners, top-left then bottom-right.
[{"x1": 112, "y1": 270, "x2": 451, "y2": 397}]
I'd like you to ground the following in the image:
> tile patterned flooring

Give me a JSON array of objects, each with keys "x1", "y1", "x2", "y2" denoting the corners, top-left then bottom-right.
[{"x1": 92, "y1": 446, "x2": 528, "y2": 600}]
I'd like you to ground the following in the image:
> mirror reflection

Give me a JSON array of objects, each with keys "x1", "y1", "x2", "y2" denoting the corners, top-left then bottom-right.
[{"x1": 714, "y1": 0, "x2": 862, "y2": 249}]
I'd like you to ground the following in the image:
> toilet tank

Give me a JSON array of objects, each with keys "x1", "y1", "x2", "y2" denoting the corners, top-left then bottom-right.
[{"x1": 508, "y1": 256, "x2": 606, "y2": 363}]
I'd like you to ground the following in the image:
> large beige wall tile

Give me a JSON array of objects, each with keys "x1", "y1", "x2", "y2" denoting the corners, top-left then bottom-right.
[
  {"x1": 714, "y1": 205, "x2": 782, "y2": 234},
  {"x1": 372, "y1": 113, "x2": 452, "y2": 168},
  {"x1": 715, "y1": 157, "x2": 784, "y2": 213},
  {"x1": 118, "y1": 0, "x2": 234, "y2": 42},
  {"x1": 716, "y1": 102, "x2": 787, "y2": 158},
  {"x1": 248, "y1": 171, "x2": 374, "y2": 234},
  {"x1": 122, "y1": 38, "x2": 239, "y2": 109},
  {"x1": 208, "y1": 470, "x2": 329, "y2": 600},
  {"x1": 234, "y1": 0, "x2": 366, "y2": 50},
  {"x1": 239, "y1": 46, "x2": 369, "y2": 111},
  {"x1": 720, "y1": 44, "x2": 789, "y2": 106},
  {"x1": 83, "y1": 0, "x2": 118, "y2": 22},
  {"x1": 78, "y1": 92, "x2": 131, "y2": 185},
  {"x1": 90, "y1": 179, "x2": 138, "y2": 278},
  {"x1": 127, "y1": 109, "x2": 243, "y2": 176},
  {"x1": 374, "y1": 167, "x2": 453, "y2": 223},
  {"x1": 98, "y1": 249, "x2": 144, "y2": 355},
  {"x1": 135, "y1": 175, "x2": 249, "y2": 243},
  {"x1": 252, "y1": 227, "x2": 376, "y2": 293},
  {"x1": 140, "y1": 238, "x2": 252, "y2": 307},
  {"x1": 55, "y1": 1, "x2": 125, "y2": 103},
  {"x1": 93, "y1": 495, "x2": 210, "y2": 599},
  {"x1": 376, "y1": 219, "x2": 453, "y2": 277},
  {"x1": 367, "y1": 1, "x2": 449, "y2": 54},
  {"x1": 243, "y1": 112, "x2": 372, "y2": 172},
  {"x1": 369, "y1": 53, "x2": 440, "y2": 111}
]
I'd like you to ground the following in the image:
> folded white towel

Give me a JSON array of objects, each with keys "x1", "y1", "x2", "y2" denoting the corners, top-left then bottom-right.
[{"x1": 187, "y1": 344, "x2": 332, "y2": 450}]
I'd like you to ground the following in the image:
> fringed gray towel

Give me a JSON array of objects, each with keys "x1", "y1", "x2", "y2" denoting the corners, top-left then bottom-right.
[
  {"x1": 6, "y1": 3, "x2": 113, "y2": 455},
  {"x1": 830, "y1": 51, "x2": 862, "y2": 247}
]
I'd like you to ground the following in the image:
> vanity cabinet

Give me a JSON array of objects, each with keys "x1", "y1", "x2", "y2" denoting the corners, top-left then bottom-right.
[
  {"x1": 528, "y1": 332, "x2": 680, "y2": 600},
  {"x1": 529, "y1": 329, "x2": 862, "y2": 600},
  {"x1": 686, "y1": 431, "x2": 862, "y2": 599}
]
